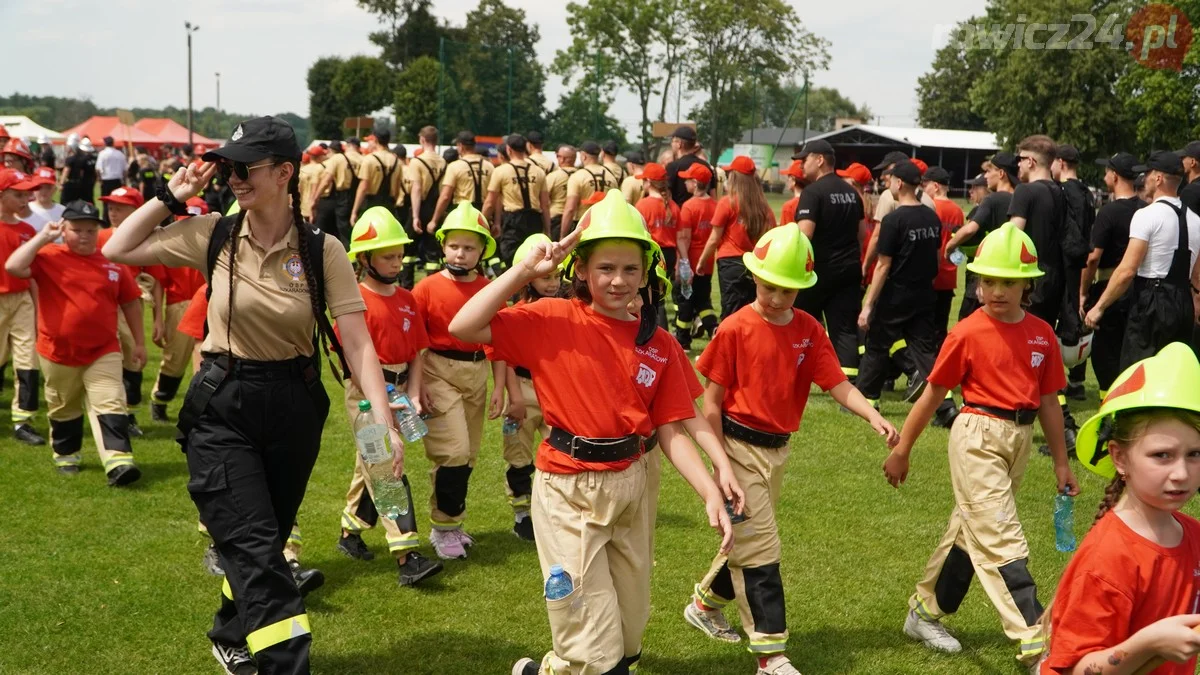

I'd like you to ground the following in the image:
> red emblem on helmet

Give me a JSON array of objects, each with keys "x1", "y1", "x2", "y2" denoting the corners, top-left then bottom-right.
[
  {"x1": 1020, "y1": 242, "x2": 1038, "y2": 264},
  {"x1": 578, "y1": 210, "x2": 593, "y2": 232},
  {"x1": 753, "y1": 240, "x2": 771, "y2": 260},
  {"x1": 805, "y1": 251, "x2": 815, "y2": 273},
  {"x1": 354, "y1": 224, "x2": 378, "y2": 242},
  {"x1": 1103, "y1": 364, "x2": 1146, "y2": 405}
]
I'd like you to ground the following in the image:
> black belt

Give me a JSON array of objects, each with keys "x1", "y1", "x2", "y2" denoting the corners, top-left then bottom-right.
[
  {"x1": 963, "y1": 402, "x2": 1038, "y2": 425},
  {"x1": 721, "y1": 415, "x2": 790, "y2": 449},
  {"x1": 206, "y1": 353, "x2": 318, "y2": 382},
  {"x1": 430, "y1": 348, "x2": 487, "y2": 362},
  {"x1": 383, "y1": 369, "x2": 409, "y2": 386},
  {"x1": 547, "y1": 427, "x2": 644, "y2": 462},
  {"x1": 1134, "y1": 276, "x2": 1187, "y2": 291},
  {"x1": 514, "y1": 366, "x2": 532, "y2": 380}
]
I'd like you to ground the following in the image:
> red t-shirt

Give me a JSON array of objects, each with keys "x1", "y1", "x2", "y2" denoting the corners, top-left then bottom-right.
[
  {"x1": 780, "y1": 196, "x2": 800, "y2": 226},
  {"x1": 928, "y1": 310, "x2": 1066, "y2": 413},
  {"x1": 336, "y1": 284, "x2": 429, "y2": 365},
  {"x1": 0, "y1": 220, "x2": 36, "y2": 294},
  {"x1": 1043, "y1": 511, "x2": 1200, "y2": 675},
  {"x1": 672, "y1": 339, "x2": 704, "y2": 400},
  {"x1": 933, "y1": 198, "x2": 964, "y2": 291},
  {"x1": 711, "y1": 196, "x2": 778, "y2": 260},
  {"x1": 177, "y1": 284, "x2": 209, "y2": 341},
  {"x1": 161, "y1": 266, "x2": 206, "y2": 305},
  {"x1": 636, "y1": 195, "x2": 681, "y2": 250},
  {"x1": 412, "y1": 272, "x2": 491, "y2": 353},
  {"x1": 31, "y1": 245, "x2": 141, "y2": 366},
  {"x1": 488, "y1": 298, "x2": 695, "y2": 474},
  {"x1": 680, "y1": 195, "x2": 717, "y2": 275},
  {"x1": 697, "y1": 305, "x2": 846, "y2": 434}
]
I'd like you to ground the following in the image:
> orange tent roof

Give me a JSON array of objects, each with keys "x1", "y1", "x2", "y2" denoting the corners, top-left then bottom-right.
[
  {"x1": 59, "y1": 116, "x2": 161, "y2": 148},
  {"x1": 134, "y1": 118, "x2": 219, "y2": 148}
]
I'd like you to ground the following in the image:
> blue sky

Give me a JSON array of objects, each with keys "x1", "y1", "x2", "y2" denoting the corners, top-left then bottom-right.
[{"x1": 2, "y1": 0, "x2": 988, "y2": 134}]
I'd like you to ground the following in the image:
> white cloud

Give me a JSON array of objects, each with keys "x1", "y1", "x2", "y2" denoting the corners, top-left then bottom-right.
[{"x1": 2, "y1": 0, "x2": 988, "y2": 135}]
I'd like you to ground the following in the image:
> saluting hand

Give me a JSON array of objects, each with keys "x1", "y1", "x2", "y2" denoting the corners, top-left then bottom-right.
[
  {"x1": 168, "y1": 161, "x2": 217, "y2": 202},
  {"x1": 40, "y1": 220, "x2": 65, "y2": 242}
]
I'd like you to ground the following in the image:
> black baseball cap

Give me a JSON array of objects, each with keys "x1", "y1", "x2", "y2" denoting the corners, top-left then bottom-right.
[
  {"x1": 1132, "y1": 150, "x2": 1184, "y2": 176},
  {"x1": 871, "y1": 151, "x2": 909, "y2": 173},
  {"x1": 965, "y1": 173, "x2": 988, "y2": 187},
  {"x1": 794, "y1": 139, "x2": 835, "y2": 160},
  {"x1": 455, "y1": 130, "x2": 476, "y2": 145},
  {"x1": 345, "y1": 137, "x2": 361, "y2": 147},
  {"x1": 506, "y1": 134, "x2": 528, "y2": 153},
  {"x1": 62, "y1": 199, "x2": 103, "y2": 223},
  {"x1": 625, "y1": 150, "x2": 646, "y2": 165},
  {"x1": 580, "y1": 141, "x2": 601, "y2": 156},
  {"x1": 442, "y1": 148, "x2": 459, "y2": 163},
  {"x1": 1056, "y1": 144, "x2": 1080, "y2": 164},
  {"x1": 602, "y1": 140, "x2": 619, "y2": 156},
  {"x1": 526, "y1": 131, "x2": 545, "y2": 145},
  {"x1": 924, "y1": 166, "x2": 951, "y2": 185},
  {"x1": 671, "y1": 126, "x2": 697, "y2": 141},
  {"x1": 1094, "y1": 152, "x2": 1139, "y2": 180},
  {"x1": 395, "y1": 144, "x2": 407, "y2": 159},
  {"x1": 989, "y1": 151, "x2": 1020, "y2": 176},
  {"x1": 203, "y1": 116, "x2": 301, "y2": 163},
  {"x1": 1177, "y1": 141, "x2": 1200, "y2": 160},
  {"x1": 1134, "y1": 172, "x2": 1147, "y2": 191},
  {"x1": 890, "y1": 161, "x2": 922, "y2": 186}
]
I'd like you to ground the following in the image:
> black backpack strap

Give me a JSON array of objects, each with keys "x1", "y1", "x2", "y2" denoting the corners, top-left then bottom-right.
[
  {"x1": 374, "y1": 154, "x2": 398, "y2": 199},
  {"x1": 466, "y1": 159, "x2": 485, "y2": 210},
  {"x1": 514, "y1": 163, "x2": 532, "y2": 211},
  {"x1": 201, "y1": 214, "x2": 239, "y2": 341},
  {"x1": 304, "y1": 226, "x2": 351, "y2": 382},
  {"x1": 1159, "y1": 200, "x2": 1192, "y2": 285}
]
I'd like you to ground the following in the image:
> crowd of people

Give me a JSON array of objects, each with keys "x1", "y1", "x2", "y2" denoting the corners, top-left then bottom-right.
[{"x1": 4, "y1": 114, "x2": 1200, "y2": 675}]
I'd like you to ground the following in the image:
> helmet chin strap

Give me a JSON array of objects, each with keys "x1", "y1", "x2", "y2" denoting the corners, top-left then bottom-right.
[
  {"x1": 445, "y1": 263, "x2": 473, "y2": 277},
  {"x1": 362, "y1": 254, "x2": 400, "y2": 285},
  {"x1": 635, "y1": 286, "x2": 656, "y2": 346}
]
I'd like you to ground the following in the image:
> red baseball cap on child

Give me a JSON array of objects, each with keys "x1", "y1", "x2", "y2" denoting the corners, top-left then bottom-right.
[
  {"x1": 836, "y1": 162, "x2": 873, "y2": 186},
  {"x1": 32, "y1": 166, "x2": 57, "y2": 186},
  {"x1": 780, "y1": 160, "x2": 805, "y2": 178},
  {"x1": 0, "y1": 169, "x2": 39, "y2": 192},
  {"x1": 176, "y1": 197, "x2": 210, "y2": 221},
  {"x1": 721, "y1": 156, "x2": 756, "y2": 176},
  {"x1": 678, "y1": 163, "x2": 713, "y2": 184},
  {"x1": 100, "y1": 186, "x2": 146, "y2": 208},
  {"x1": 911, "y1": 158, "x2": 928, "y2": 175},
  {"x1": 635, "y1": 163, "x2": 667, "y2": 181}
]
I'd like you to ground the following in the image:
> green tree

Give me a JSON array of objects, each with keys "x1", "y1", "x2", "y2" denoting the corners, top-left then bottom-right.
[
  {"x1": 1113, "y1": 0, "x2": 1200, "y2": 152},
  {"x1": 682, "y1": 0, "x2": 829, "y2": 158},
  {"x1": 307, "y1": 57, "x2": 347, "y2": 139},
  {"x1": 393, "y1": 56, "x2": 441, "y2": 142},
  {"x1": 757, "y1": 84, "x2": 871, "y2": 132},
  {"x1": 545, "y1": 88, "x2": 626, "y2": 148},
  {"x1": 330, "y1": 55, "x2": 395, "y2": 121},
  {"x1": 916, "y1": 22, "x2": 989, "y2": 130},
  {"x1": 554, "y1": 0, "x2": 684, "y2": 150},
  {"x1": 357, "y1": 0, "x2": 447, "y2": 70}
]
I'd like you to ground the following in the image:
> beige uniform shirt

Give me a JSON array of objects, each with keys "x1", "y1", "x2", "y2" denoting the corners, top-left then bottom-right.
[
  {"x1": 146, "y1": 213, "x2": 365, "y2": 361},
  {"x1": 545, "y1": 167, "x2": 577, "y2": 218},
  {"x1": 344, "y1": 149, "x2": 364, "y2": 178},
  {"x1": 488, "y1": 159, "x2": 547, "y2": 212},
  {"x1": 873, "y1": 188, "x2": 937, "y2": 221},
  {"x1": 602, "y1": 161, "x2": 627, "y2": 187},
  {"x1": 357, "y1": 150, "x2": 401, "y2": 199},
  {"x1": 408, "y1": 154, "x2": 447, "y2": 203},
  {"x1": 298, "y1": 163, "x2": 325, "y2": 219},
  {"x1": 530, "y1": 153, "x2": 554, "y2": 175},
  {"x1": 443, "y1": 154, "x2": 494, "y2": 205},
  {"x1": 324, "y1": 153, "x2": 354, "y2": 192},
  {"x1": 566, "y1": 164, "x2": 617, "y2": 201},
  {"x1": 621, "y1": 175, "x2": 644, "y2": 205}
]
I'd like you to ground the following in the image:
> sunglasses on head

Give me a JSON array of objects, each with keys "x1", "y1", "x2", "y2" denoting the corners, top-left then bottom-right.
[{"x1": 219, "y1": 160, "x2": 274, "y2": 181}]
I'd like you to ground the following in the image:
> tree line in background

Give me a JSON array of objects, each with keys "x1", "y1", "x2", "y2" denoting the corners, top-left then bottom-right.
[
  {"x1": 917, "y1": 0, "x2": 1200, "y2": 166},
  {"x1": 311, "y1": 0, "x2": 854, "y2": 159},
  {"x1": 0, "y1": 93, "x2": 310, "y2": 146}
]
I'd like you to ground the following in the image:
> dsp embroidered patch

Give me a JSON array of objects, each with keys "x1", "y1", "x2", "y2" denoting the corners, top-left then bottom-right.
[{"x1": 283, "y1": 254, "x2": 304, "y2": 282}]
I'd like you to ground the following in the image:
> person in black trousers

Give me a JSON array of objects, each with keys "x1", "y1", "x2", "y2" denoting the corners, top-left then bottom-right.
[{"x1": 102, "y1": 116, "x2": 402, "y2": 675}]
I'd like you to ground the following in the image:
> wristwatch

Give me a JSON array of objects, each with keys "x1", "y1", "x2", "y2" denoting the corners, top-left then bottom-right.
[{"x1": 156, "y1": 185, "x2": 190, "y2": 216}]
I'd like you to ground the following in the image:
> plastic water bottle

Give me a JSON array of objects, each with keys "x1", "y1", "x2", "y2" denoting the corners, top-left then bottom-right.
[
  {"x1": 503, "y1": 416, "x2": 520, "y2": 436},
  {"x1": 386, "y1": 384, "x2": 428, "y2": 442},
  {"x1": 948, "y1": 249, "x2": 966, "y2": 266},
  {"x1": 678, "y1": 258, "x2": 694, "y2": 299},
  {"x1": 354, "y1": 400, "x2": 410, "y2": 519},
  {"x1": 545, "y1": 564, "x2": 574, "y2": 600},
  {"x1": 1054, "y1": 491, "x2": 1076, "y2": 552}
]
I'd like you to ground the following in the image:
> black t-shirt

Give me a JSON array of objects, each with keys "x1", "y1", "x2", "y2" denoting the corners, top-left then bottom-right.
[
  {"x1": 666, "y1": 153, "x2": 715, "y2": 207},
  {"x1": 1008, "y1": 179, "x2": 1064, "y2": 269},
  {"x1": 964, "y1": 191, "x2": 1012, "y2": 248},
  {"x1": 1091, "y1": 197, "x2": 1144, "y2": 270},
  {"x1": 65, "y1": 152, "x2": 96, "y2": 188},
  {"x1": 794, "y1": 172, "x2": 864, "y2": 277},
  {"x1": 1180, "y1": 179, "x2": 1200, "y2": 218},
  {"x1": 877, "y1": 204, "x2": 941, "y2": 287},
  {"x1": 138, "y1": 167, "x2": 159, "y2": 200}
]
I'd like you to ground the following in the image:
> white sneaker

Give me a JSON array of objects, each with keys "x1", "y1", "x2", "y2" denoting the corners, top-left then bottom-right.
[
  {"x1": 904, "y1": 609, "x2": 962, "y2": 653},
  {"x1": 430, "y1": 528, "x2": 467, "y2": 560},
  {"x1": 511, "y1": 657, "x2": 539, "y2": 675},
  {"x1": 756, "y1": 655, "x2": 802, "y2": 675},
  {"x1": 683, "y1": 601, "x2": 741, "y2": 643},
  {"x1": 453, "y1": 528, "x2": 476, "y2": 549}
]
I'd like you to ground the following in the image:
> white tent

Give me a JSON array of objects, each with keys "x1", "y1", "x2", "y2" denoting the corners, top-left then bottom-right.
[{"x1": 0, "y1": 115, "x2": 65, "y2": 143}]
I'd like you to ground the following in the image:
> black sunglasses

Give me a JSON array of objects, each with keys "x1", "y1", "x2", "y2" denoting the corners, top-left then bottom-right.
[{"x1": 219, "y1": 160, "x2": 274, "y2": 181}]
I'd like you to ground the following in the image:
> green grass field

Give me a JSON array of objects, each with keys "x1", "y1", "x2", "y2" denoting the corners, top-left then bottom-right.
[{"x1": 1, "y1": 206, "x2": 1190, "y2": 674}]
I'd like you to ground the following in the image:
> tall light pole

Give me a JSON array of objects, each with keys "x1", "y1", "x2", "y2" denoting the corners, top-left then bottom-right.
[
  {"x1": 216, "y1": 72, "x2": 221, "y2": 113},
  {"x1": 185, "y1": 21, "x2": 200, "y2": 148}
]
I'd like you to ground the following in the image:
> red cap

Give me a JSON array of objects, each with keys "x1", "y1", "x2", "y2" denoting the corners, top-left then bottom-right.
[
  {"x1": 364, "y1": 134, "x2": 378, "y2": 143},
  {"x1": 835, "y1": 162, "x2": 872, "y2": 186},
  {"x1": 176, "y1": 196, "x2": 209, "y2": 221},
  {"x1": 99, "y1": 185, "x2": 145, "y2": 207},
  {"x1": 911, "y1": 158, "x2": 928, "y2": 175},
  {"x1": 308, "y1": 145, "x2": 327, "y2": 158},
  {"x1": 0, "y1": 169, "x2": 39, "y2": 192},
  {"x1": 678, "y1": 163, "x2": 713, "y2": 184},
  {"x1": 32, "y1": 166, "x2": 56, "y2": 186},
  {"x1": 780, "y1": 160, "x2": 805, "y2": 178},
  {"x1": 0, "y1": 124, "x2": 8, "y2": 141},
  {"x1": 582, "y1": 191, "x2": 606, "y2": 206},
  {"x1": 3, "y1": 138, "x2": 33, "y2": 161},
  {"x1": 414, "y1": 148, "x2": 425, "y2": 157},
  {"x1": 635, "y1": 162, "x2": 667, "y2": 181},
  {"x1": 721, "y1": 155, "x2": 756, "y2": 176},
  {"x1": 301, "y1": 152, "x2": 311, "y2": 164}
]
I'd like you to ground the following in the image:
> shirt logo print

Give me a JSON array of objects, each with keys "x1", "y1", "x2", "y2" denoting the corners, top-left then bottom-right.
[
  {"x1": 108, "y1": 270, "x2": 119, "y2": 282},
  {"x1": 283, "y1": 254, "x2": 305, "y2": 282},
  {"x1": 1031, "y1": 351, "x2": 1045, "y2": 368},
  {"x1": 402, "y1": 317, "x2": 411, "y2": 333},
  {"x1": 635, "y1": 363, "x2": 656, "y2": 388}
]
